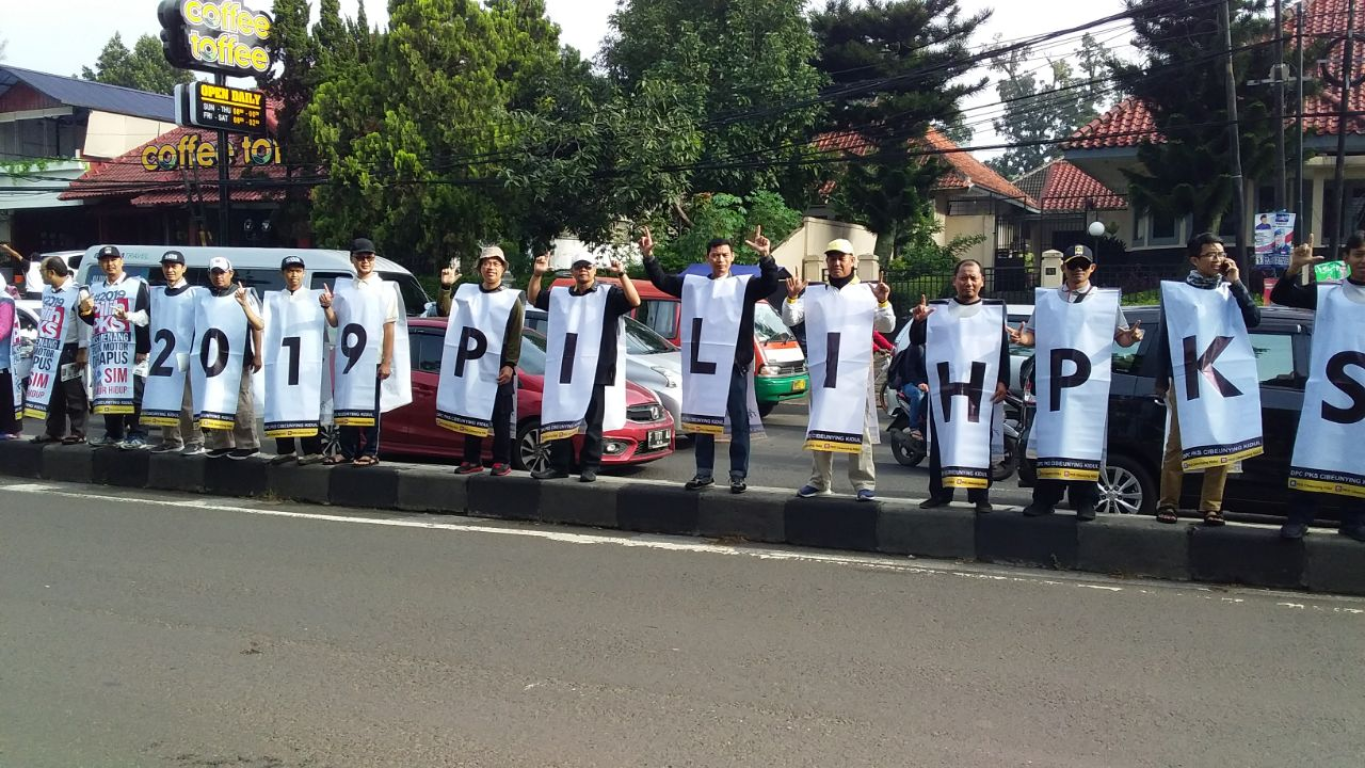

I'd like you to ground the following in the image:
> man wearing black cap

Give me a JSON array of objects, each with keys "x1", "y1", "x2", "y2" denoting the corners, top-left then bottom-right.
[
  {"x1": 526, "y1": 252, "x2": 641, "y2": 481},
  {"x1": 80, "y1": 245, "x2": 151, "y2": 449},
  {"x1": 147, "y1": 250, "x2": 205, "y2": 454},
  {"x1": 266, "y1": 254, "x2": 326, "y2": 465},
  {"x1": 1010, "y1": 244, "x2": 1143, "y2": 520}
]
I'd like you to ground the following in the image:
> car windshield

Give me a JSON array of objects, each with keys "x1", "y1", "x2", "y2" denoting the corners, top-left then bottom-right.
[
  {"x1": 754, "y1": 302, "x2": 796, "y2": 343},
  {"x1": 624, "y1": 316, "x2": 675, "y2": 354},
  {"x1": 519, "y1": 329, "x2": 548, "y2": 375}
]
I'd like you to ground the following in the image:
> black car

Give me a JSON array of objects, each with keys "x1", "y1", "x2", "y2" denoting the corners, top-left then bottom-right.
[{"x1": 1020, "y1": 304, "x2": 1314, "y2": 517}]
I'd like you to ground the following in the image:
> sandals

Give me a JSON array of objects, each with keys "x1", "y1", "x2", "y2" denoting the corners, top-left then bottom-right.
[
  {"x1": 1156, "y1": 506, "x2": 1179, "y2": 525},
  {"x1": 1202, "y1": 510, "x2": 1226, "y2": 527},
  {"x1": 322, "y1": 455, "x2": 347, "y2": 466},
  {"x1": 352, "y1": 456, "x2": 379, "y2": 467},
  {"x1": 30, "y1": 434, "x2": 60, "y2": 445}
]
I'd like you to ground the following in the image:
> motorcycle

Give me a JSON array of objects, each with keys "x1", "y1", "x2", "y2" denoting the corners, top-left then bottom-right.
[{"x1": 884, "y1": 385, "x2": 1022, "y2": 480}]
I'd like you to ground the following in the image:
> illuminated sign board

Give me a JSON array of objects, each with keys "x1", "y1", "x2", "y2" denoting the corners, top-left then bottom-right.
[
  {"x1": 175, "y1": 82, "x2": 267, "y2": 134},
  {"x1": 140, "y1": 134, "x2": 281, "y2": 172},
  {"x1": 158, "y1": 0, "x2": 274, "y2": 76}
]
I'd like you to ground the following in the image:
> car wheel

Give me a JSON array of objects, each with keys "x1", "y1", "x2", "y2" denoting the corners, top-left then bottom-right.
[
  {"x1": 515, "y1": 420, "x2": 550, "y2": 473},
  {"x1": 318, "y1": 424, "x2": 340, "y2": 457},
  {"x1": 1098, "y1": 454, "x2": 1156, "y2": 516},
  {"x1": 757, "y1": 400, "x2": 777, "y2": 417}
]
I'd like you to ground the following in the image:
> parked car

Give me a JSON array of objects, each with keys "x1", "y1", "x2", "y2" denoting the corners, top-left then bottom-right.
[
  {"x1": 387, "y1": 318, "x2": 675, "y2": 471},
  {"x1": 549, "y1": 275, "x2": 810, "y2": 415},
  {"x1": 1018, "y1": 304, "x2": 1313, "y2": 518},
  {"x1": 522, "y1": 306, "x2": 683, "y2": 431}
]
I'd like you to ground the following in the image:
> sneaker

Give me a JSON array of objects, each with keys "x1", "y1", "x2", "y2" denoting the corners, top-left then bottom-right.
[
  {"x1": 489, "y1": 463, "x2": 511, "y2": 477},
  {"x1": 181, "y1": 444, "x2": 206, "y2": 456},
  {"x1": 531, "y1": 467, "x2": 569, "y2": 480},
  {"x1": 685, "y1": 475, "x2": 715, "y2": 491},
  {"x1": 1075, "y1": 503, "x2": 1097, "y2": 522},
  {"x1": 454, "y1": 462, "x2": 484, "y2": 475},
  {"x1": 975, "y1": 500, "x2": 994, "y2": 514},
  {"x1": 149, "y1": 442, "x2": 182, "y2": 454},
  {"x1": 207, "y1": 448, "x2": 233, "y2": 459},
  {"x1": 730, "y1": 479, "x2": 747, "y2": 494},
  {"x1": 119, "y1": 435, "x2": 148, "y2": 450},
  {"x1": 796, "y1": 484, "x2": 827, "y2": 498},
  {"x1": 1022, "y1": 503, "x2": 1055, "y2": 518},
  {"x1": 90, "y1": 434, "x2": 120, "y2": 448},
  {"x1": 579, "y1": 468, "x2": 598, "y2": 483},
  {"x1": 1280, "y1": 522, "x2": 1308, "y2": 540},
  {"x1": 269, "y1": 452, "x2": 298, "y2": 466},
  {"x1": 856, "y1": 489, "x2": 876, "y2": 502},
  {"x1": 297, "y1": 453, "x2": 325, "y2": 466},
  {"x1": 1339, "y1": 526, "x2": 1365, "y2": 543},
  {"x1": 918, "y1": 496, "x2": 950, "y2": 509},
  {"x1": 228, "y1": 448, "x2": 259, "y2": 461}
]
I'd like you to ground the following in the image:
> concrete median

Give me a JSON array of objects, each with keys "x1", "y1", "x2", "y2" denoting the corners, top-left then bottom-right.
[{"x1": 2, "y1": 440, "x2": 1362, "y2": 596}]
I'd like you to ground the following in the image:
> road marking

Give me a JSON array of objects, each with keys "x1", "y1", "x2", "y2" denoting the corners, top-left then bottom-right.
[{"x1": 4, "y1": 481, "x2": 1363, "y2": 614}]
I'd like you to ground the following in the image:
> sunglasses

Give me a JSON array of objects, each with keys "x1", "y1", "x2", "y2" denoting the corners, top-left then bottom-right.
[{"x1": 353, "y1": 254, "x2": 376, "y2": 261}]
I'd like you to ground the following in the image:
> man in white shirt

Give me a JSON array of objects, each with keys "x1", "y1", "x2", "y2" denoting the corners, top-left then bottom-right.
[
  {"x1": 148, "y1": 250, "x2": 205, "y2": 455},
  {"x1": 30, "y1": 256, "x2": 90, "y2": 444},
  {"x1": 79, "y1": 245, "x2": 150, "y2": 449}
]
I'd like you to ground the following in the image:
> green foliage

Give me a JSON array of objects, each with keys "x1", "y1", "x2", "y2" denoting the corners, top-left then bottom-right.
[
  {"x1": 646, "y1": 191, "x2": 802, "y2": 273},
  {"x1": 80, "y1": 33, "x2": 195, "y2": 94},
  {"x1": 1111, "y1": 0, "x2": 1278, "y2": 234},
  {"x1": 986, "y1": 33, "x2": 1110, "y2": 179}
]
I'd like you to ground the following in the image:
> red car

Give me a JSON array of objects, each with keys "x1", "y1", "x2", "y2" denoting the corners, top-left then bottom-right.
[{"x1": 383, "y1": 318, "x2": 676, "y2": 471}]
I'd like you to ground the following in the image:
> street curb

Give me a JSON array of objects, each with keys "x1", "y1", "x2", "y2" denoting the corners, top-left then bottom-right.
[{"x1": 2, "y1": 441, "x2": 1363, "y2": 597}]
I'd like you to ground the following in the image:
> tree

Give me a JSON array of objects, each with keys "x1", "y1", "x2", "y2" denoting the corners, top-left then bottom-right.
[
  {"x1": 1110, "y1": 0, "x2": 1278, "y2": 235},
  {"x1": 259, "y1": 0, "x2": 319, "y2": 245},
  {"x1": 80, "y1": 33, "x2": 194, "y2": 94},
  {"x1": 811, "y1": 0, "x2": 989, "y2": 259},
  {"x1": 646, "y1": 191, "x2": 803, "y2": 273},
  {"x1": 602, "y1": 0, "x2": 827, "y2": 202},
  {"x1": 986, "y1": 33, "x2": 1109, "y2": 179}
]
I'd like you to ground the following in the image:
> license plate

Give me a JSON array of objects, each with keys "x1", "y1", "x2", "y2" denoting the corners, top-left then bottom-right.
[
  {"x1": 792, "y1": 378, "x2": 808, "y2": 392},
  {"x1": 647, "y1": 429, "x2": 670, "y2": 449}
]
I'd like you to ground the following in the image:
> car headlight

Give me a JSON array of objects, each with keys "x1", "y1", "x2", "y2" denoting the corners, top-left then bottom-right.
[{"x1": 757, "y1": 365, "x2": 780, "y2": 376}]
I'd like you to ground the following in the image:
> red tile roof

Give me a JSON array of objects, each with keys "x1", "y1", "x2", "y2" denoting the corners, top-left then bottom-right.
[
  {"x1": 1028, "y1": 160, "x2": 1127, "y2": 211},
  {"x1": 815, "y1": 127, "x2": 1038, "y2": 207},
  {"x1": 1068, "y1": 0, "x2": 1365, "y2": 149},
  {"x1": 60, "y1": 125, "x2": 289, "y2": 206}
]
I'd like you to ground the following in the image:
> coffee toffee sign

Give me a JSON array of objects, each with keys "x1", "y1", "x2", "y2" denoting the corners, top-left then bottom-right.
[
  {"x1": 158, "y1": 0, "x2": 274, "y2": 76},
  {"x1": 141, "y1": 133, "x2": 280, "y2": 171}
]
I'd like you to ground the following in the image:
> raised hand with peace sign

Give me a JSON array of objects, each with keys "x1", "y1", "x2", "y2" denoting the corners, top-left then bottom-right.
[{"x1": 638, "y1": 226, "x2": 655, "y2": 258}]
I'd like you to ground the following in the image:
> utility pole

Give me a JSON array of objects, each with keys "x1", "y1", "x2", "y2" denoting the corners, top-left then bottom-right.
[
  {"x1": 1273, "y1": 0, "x2": 1286, "y2": 212},
  {"x1": 1222, "y1": 0, "x2": 1248, "y2": 268},
  {"x1": 1329, "y1": 0, "x2": 1358, "y2": 261},
  {"x1": 216, "y1": 72, "x2": 231, "y2": 248},
  {"x1": 1296, "y1": 0, "x2": 1306, "y2": 239}
]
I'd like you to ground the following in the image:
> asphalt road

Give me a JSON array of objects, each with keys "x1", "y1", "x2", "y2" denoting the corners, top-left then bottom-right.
[{"x1": 2, "y1": 480, "x2": 1362, "y2": 768}]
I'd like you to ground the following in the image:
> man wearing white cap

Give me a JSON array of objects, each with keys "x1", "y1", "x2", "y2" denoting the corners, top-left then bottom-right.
[{"x1": 783, "y1": 239, "x2": 895, "y2": 501}]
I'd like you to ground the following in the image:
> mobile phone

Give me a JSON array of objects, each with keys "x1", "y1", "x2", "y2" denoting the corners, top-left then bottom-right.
[{"x1": 1219, "y1": 262, "x2": 1232, "y2": 275}]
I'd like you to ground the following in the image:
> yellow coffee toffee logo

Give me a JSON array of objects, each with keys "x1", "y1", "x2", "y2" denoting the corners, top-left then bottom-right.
[
  {"x1": 141, "y1": 134, "x2": 281, "y2": 171},
  {"x1": 164, "y1": 0, "x2": 274, "y2": 75}
]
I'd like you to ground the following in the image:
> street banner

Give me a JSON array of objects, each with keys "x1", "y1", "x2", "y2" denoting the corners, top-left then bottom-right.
[
  {"x1": 541, "y1": 286, "x2": 626, "y2": 441},
  {"x1": 330, "y1": 278, "x2": 411, "y2": 427},
  {"x1": 803, "y1": 283, "x2": 877, "y2": 453},
  {"x1": 1253, "y1": 212, "x2": 1295, "y2": 268},
  {"x1": 23, "y1": 284, "x2": 80, "y2": 420},
  {"x1": 926, "y1": 300, "x2": 1004, "y2": 487},
  {"x1": 1288, "y1": 284, "x2": 1365, "y2": 498},
  {"x1": 435, "y1": 284, "x2": 521, "y2": 437},
  {"x1": 680, "y1": 273, "x2": 750, "y2": 434},
  {"x1": 1161, "y1": 281, "x2": 1264, "y2": 469},
  {"x1": 89, "y1": 278, "x2": 142, "y2": 415},
  {"x1": 141, "y1": 286, "x2": 200, "y2": 427},
  {"x1": 1028, "y1": 287, "x2": 1118, "y2": 481},
  {"x1": 191, "y1": 291, "x2": 250, "y2": 430},
  {"x1": 262, "y1": 288, "x2": 326, "y2": 438}
]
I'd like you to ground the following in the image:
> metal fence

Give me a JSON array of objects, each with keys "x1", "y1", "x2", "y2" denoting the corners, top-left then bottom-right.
[{"x1": 884, "y1": 264, "x2": 1176, "y2": 318}]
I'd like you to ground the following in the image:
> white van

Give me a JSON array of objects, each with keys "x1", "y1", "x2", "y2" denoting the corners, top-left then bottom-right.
[
  {"x1": 73, "y1": 245, "x2": 434, "y2": 317},
  {"x1": 23, "y1": 250, "x2": 86, "y2": 300}
]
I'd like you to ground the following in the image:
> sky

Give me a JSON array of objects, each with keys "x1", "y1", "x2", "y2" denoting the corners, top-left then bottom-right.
[{"x1": 1, "y1": 0, "x2": 1131, "y2": 152}]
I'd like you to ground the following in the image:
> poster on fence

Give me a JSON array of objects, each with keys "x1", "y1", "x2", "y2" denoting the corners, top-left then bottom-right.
[{"x1": 1253, "y1": 212, "x2": 1294, "y2": 268}]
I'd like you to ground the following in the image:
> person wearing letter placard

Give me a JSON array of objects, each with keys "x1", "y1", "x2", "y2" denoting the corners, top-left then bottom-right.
[
  {"x1": 320, "y1": 238, "x2": 408, "y2": 468},
  {"x1": 79, "y1": 245, "x2": 151, "y2": 449},
  {"x1": 642, "y1": 226, "x2": 778, "y2": 494},
  {"x1": 783, "y1": 239, "x2": 895, "y2": 501},
  {"x1": 25, "y1": 256, "x2": 89, "y2": 445},
  {"x1": 1153, "y1": 233, "x2": 1262, "y2": 526},
  {"x1": 436, "y1": 245, "x2": 523, "y2": 477},
  {"x1": 1271, "y1": 233, "x2": 1365, "y2": 542},
  {"x1": 0, "y1": 276, "x2": 18, "y2": 438},
  {"x1": 909, "y1": 259, "x2": 1010, "y2": 513},
  {"x1": 195, "y1": 257, "x2": 264, "y2": 460},
  {"x1": 527, "y1": 253, "x2": 641, "y2": 482},
  {"x1": 264, "y1": 255, "x2": 327, "y2": 466},
  {"x1": 145, "y1": 251, "x2": 205, "y2": 455},
  {"x1": 1010, "y1": 245, "x2": 1143, "y2": 520}
]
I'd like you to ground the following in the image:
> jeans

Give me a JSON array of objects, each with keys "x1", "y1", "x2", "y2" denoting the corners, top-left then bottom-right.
[
  {"x1": 900, "y1": 383, "x2": 926, "y2": 432},
  {"x1": 463, "y1": 381, "x2": 515, "y2": 466},
  {"x1": 1287, "y1": 489, "x2": 1365, "y2": 530},
  {"x1": 693, "y1": 364, "x2": 751, "y2": 481}
]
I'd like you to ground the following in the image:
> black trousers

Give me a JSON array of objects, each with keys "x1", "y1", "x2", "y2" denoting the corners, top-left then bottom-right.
[
  {"x1": 338, "y1": 378, "x2": 383, "y2": 459},
  {"x1": 0, "y1": 371, "x2": 17, "y2": 435},
  {"x1": 926, "y1": 404, "x2": 990, "y2": 503},
  {"x1": 464, "y1": 381, "x2": 514, "y2": 466},
  {"x1": 1032, "y1": 479, "x2": 1099, "y2": 509},
  {"x1": 550, "y1": 383, "x2": 606, "y2": 473},
  {"x1": 44, "y1": 343, "x2": 88, "y2": 438},
  {"x1": 275, "y1": 433, "x2": 323, "y2": 456},
  {"x1": 103, "y1": 372, "x2": 144, "y2": 441}
]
